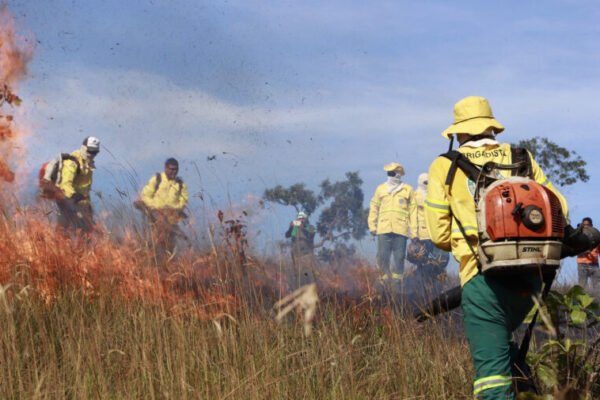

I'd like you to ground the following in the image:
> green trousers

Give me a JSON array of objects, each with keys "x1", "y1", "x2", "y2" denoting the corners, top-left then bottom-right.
[
  {"x1": 376, "y1": 233, "x2": 407, "y2": 278},
  {"x1": 462, "y1": 274, "x2": 542, "y2": 399}
]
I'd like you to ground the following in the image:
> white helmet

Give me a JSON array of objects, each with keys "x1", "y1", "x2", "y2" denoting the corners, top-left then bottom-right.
[{"x1": 83, "y1": 136, "x2": 101, "y2": 151}]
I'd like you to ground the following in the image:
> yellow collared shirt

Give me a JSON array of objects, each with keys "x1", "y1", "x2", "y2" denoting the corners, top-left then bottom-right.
[
  {"x1": 59, "y1": 150, "x2": 93, "y2": 201},
  {"x1": 141, "y1": 172, "x2": 189, "y2": 211},
  {"x1": 368, "y1": 183, "x2": 418, "y2": 237},
  {"x1": 414, "y1": 191, "x2": 430, "y2": 240}
]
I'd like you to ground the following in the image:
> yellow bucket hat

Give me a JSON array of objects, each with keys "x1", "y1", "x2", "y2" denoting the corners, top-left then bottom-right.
[
  {"x1": 441, "y1": 96, "x2": 504, "y2": 139},
  {"x1": 383, "y1": 162, "x2": 405, "y2": 176}
]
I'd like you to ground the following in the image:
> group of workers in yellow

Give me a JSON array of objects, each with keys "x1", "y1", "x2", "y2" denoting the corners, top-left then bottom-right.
[
  {"x1": 367, "y1": 164, "x2": 450, "y2": 291},
  {"x1": 39, "y1": 138, "x2": 188, "y2": 260},
  {"x1": 39, "y1": 96, "x2": 599, "y2": 399},
  {"x1": 286, "y1": 164, "x2": 451, "y2": 293}
]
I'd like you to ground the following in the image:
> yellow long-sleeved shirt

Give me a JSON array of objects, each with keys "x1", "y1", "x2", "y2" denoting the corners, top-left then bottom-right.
[
  {"x1": 59, "y1": 150, "x2": 93, "y2": 202},
  {"x1": 425, "y1": 142, "x2": 568, "y2": 287},
  {"x1": 414, "y1": 191, "x2": 430, "y2": 240},
  {"x1": 141, "y1": 172, "x2": 189, "y2": 211},
  {"x1": 368, "y1": 183, "x2": 418, "y2": 237}
]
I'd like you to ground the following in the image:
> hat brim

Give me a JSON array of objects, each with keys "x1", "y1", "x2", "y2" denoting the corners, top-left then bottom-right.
[
  {"x1": 383, "y1": 165, "x2": 405, "y2": 175},
  {"x1": 441, "y1": 117, "x2": 504, "y2": 139}
]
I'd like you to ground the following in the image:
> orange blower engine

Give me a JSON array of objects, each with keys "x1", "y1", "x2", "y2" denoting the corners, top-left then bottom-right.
[{"x1": 476, "y1": 176, "x2": 565, "y2": 276}]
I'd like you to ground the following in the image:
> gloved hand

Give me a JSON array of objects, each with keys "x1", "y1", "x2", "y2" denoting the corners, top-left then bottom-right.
[{"x1": 71, "y1": 193, "x2": 85, "y2": 203}]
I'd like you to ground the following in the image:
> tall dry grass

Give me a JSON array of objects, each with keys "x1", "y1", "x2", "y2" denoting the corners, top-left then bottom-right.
[
  {"x1": 1, "y1": 290, "x2": 473, "y2": 399},
  {"x1": 0, "y1": 202, "x2": 474, "y2": 399}
]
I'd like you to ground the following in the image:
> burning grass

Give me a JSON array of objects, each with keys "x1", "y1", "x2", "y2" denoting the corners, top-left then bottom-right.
[{"x1": 0, "y1": 200, "x2": 475, "y2": 399}]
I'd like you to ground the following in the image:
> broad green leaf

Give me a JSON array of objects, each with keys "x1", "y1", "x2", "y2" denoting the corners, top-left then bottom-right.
[
  {"x1": 566, "y1": 285, "x2": 585, "y2": 298},
  {"x1": 563, "y1": 338, "x2": 573, "y2": 352},
  {"x1": 570, "y1": 309, "x2": 587, "y2": 327},
  {"x1": 536, "y1": 364, "x2": 557, "y2": 388},
  {"x1": 577, "y1": 293, "x2": 595, "y2": 309}
]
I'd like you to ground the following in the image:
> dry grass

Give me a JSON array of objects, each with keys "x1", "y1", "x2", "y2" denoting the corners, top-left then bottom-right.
[
  {"x1": 0, "y1": 289, "x2": 473, "y2": 399},
  {"x1": 0, "y1": 203, "x2": 475, "y2": 399}
]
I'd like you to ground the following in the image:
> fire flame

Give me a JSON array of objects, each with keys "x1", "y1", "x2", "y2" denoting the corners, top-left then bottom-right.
[
  {"x1": 0, "y1": 5, "x2": 34, "y2": 183},
  {"x1": 0, "y1": 7, "x2": 393, "y2": 331}
]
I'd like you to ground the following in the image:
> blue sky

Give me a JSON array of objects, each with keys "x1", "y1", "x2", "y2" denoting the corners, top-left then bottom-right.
[{"x1": 5, "y1": 0, "x2": 600, "y2": 281}]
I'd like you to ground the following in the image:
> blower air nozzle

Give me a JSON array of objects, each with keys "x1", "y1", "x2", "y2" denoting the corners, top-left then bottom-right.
[{"x1": 560, "y1": 224, "x2": 600, "y2": 259}]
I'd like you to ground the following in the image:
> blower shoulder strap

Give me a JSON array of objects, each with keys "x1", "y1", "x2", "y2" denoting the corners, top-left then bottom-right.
[
  {"x1": 153, "y1": 173, "x2": 162, "y2": 196},
  {"x1": 441, "y1": 146, "x2": 533, "y2": 187},
  {"x1": 440, "y1": 150, "x2": 481, "y2": 186},
  {"x1": 510, "y1": 147, "x2": 532, "y2": 178},
  {"x1": 60, "y1": 153, "x2": 81, "y2": 175},
  {"x1": 152, "y1": 173, "x2": 184, "y2": 196},
  {"x1": 175, "y1": 177, "x2": 184, "y2": 196},
  {"x1": 438, "y1": 151, "x2": 483, "y2": 270}
]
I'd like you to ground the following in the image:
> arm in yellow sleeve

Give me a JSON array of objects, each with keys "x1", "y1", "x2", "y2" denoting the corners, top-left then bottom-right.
[
  {"x1": 141, "y1": 175, "x2": 158, "y2": 208},
  {"x1": 528, "y1": 151, "x2": 568, "y2": 218},
  {"x1": 58, "y1": 160, "x2": 78, "y2": 198},
  {"x1": 176, "y1": 182, "x2": 188, "y2": 210},
  {"x1": 408, "y1": 190, "x2": 418, "y2": 238},
  {"x1": 367, "y1": 187, "x2": 381, "y2": 232},
  {"x1": 425, "y1": 161, "x2": 452, "y2": 251}
]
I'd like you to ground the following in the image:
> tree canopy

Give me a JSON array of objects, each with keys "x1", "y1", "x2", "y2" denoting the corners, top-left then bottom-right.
[
  {"x1": 263, "y1": 183, "x2": 319, "y2": 215},
  {"x1": 263, "y1": 171, "x2": 369, "y2": 262},
  {"x1": 512, "y1": 137, "x2": 589, "y2": 186}
]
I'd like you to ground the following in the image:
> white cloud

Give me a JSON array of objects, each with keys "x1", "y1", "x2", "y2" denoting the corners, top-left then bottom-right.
[{"x1": 22, "y1": 64, "x2": 453, "y2": 160}]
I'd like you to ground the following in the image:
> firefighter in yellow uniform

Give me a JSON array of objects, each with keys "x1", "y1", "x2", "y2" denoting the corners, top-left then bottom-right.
[
  {"x1": 414, "y1": 173, "x2": 430, "y2": 242},
  {"x1": 137, "y1": 158, "x2": 189, "y2": 261},
  {"x1": 412, "y1": 172, "x2": 449, "y2": 292},
  {"x1": 368, "y1": 162, "x2": 418, "y2": 282},
  {"x1": 57, "y1": 136, "x2": 101, "y2": 233},
  {"x1": 425, "y1": 96, "x2": 567, "y2": 399}
]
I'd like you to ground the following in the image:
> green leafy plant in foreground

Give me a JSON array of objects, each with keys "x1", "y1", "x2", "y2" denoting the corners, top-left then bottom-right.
[{"x1": 524, "y1": 285, "x2": 600, "y2": 398}]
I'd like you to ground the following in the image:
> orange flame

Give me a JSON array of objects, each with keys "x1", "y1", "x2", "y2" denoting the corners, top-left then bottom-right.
[
  {"x1": 0, "y1": 6, "x2": 33, "y2": 85},
  {"x1": 0, "y1": 5, "x2": 34, "y2": 183},
  {"x1": 0, "y1": 7, "x2": 393, "y2": 328}
]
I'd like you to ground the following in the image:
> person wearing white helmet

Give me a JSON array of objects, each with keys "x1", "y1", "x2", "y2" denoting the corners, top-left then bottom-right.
[
  {"x1": 56, "y1": 136, "x2": 100, "y2": 232},
  {"x1": 285, "y1": 211, "x2": 317, "y2": 287}
]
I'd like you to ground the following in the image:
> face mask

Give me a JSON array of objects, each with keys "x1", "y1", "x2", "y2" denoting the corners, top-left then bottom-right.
[{"x1": 87, "y1": 150, "x2": 99, "y2": 158}]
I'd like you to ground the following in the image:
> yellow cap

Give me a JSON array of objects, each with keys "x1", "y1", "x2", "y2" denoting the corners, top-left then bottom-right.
[
  {"x1": 441, "y1": 96, "x2": 504, "y2": 139},
  {"x1": 383, "y1": 162, "x2": 405, "y2": 176}
]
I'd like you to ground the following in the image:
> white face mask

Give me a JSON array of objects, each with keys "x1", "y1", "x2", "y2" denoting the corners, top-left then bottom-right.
[
  {"x1": 386, "y1": 175, "x2": 403, "y2": 194},
  {"x1": 387, "y1": 175, "x2": 402, "y2": 185},
  {"x1": 417, "y1": 173, "x2": 428, "y2": 194},
  {"x1": 79, "y1": 145, "x2": 99, "y2": 166}
]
